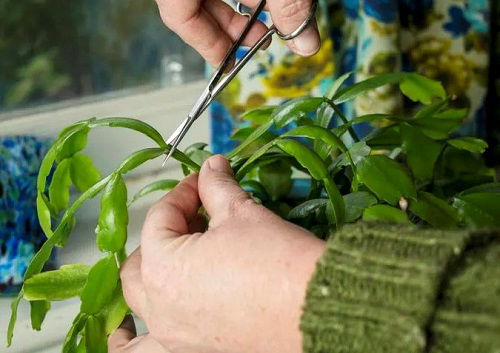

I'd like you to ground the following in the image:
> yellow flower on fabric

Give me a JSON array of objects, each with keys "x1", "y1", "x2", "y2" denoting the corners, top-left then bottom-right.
[
  {"x1": 262, "y1": 39, "x2": 334, "y2": 98},
  {"x1": 408, "y1": 37, "x2": 476, "y2": 96},
  {"x1": 216, "y1": 77, "x2": 241, "y2": 107}
]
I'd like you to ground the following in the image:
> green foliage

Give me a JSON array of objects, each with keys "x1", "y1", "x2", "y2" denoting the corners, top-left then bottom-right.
[
  {"x1": 24, "y1": 265, "x2": 90, "y2": 301},
  {"x1": 363, "y1": 204, "x2": 410, "y2": 224},
  {"x1": 7, "y1": 72, "x2": 499, "y2": 352}
]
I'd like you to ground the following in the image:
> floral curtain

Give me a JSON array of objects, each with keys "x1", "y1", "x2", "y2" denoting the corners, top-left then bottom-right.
[{"x1": 210, "y1": 0, "x2": 497, "y2": 154}]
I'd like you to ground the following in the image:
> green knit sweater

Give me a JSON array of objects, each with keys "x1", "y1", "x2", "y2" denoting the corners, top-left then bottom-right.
[{"x1": 300, "y1": 222, "x2": 500, "y2": 353}]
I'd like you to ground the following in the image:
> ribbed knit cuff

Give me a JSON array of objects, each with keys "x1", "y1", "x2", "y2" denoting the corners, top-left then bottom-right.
[
  {"x1": 428, "y1": 230, "x2": 500, "y2": 353},
  {"x1": 300, "y1": 222, "x2": 470, "y2": 353}
]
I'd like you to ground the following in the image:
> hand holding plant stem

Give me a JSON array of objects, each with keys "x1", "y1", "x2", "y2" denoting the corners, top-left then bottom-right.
[
  {"x1": 6, "y1": 72, "x2": 500, "y2": 352},
  {"x1": 110, "y1": 156, "x2": 324, "y2": 353}
]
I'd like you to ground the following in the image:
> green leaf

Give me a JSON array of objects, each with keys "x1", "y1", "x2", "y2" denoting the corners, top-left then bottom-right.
[
  {"x1": 315, "y1": 102, "x2": 335, "y2": 128},
  {"x1": 399, "y1": 73, "x2": 446, "y2": 104},
  {"x1": 414, "y1": 98, "x2": 449, "y2": 120},
  {"x1": 48, "y1": 159, "x2": 72, "y2": 213},
  {"x1": 274, "y1": 139, "x2": 328, "y2": 180},
  {"x1": 37, "y1": 147, "x2": 58, "y2": 193},
  {"x1": 288, "y1": 199, "x2": 328, "y2": 219},
  {"x1": 323, "y1": 178, "x2": 346, "y2": 226},
  {"x1": 459, "y1": 183, "x2": 500, "y2": 195},
  {"x1": 313, "y1": 103, "x2": 335, "y2": 158},
  {"x1": 272, "y1": 97, "x2": 324, "y2": 128},
  {"x1": 8, "y1": 176, "x2": 111, "y2": 345},
  {"x1": 187, "y1": 148, "x2": 212, "y2": 167},
  {"x1": 30, "y1": 300, "x2": 51, "y2": 331},
  {"x1": 88, "y1": 117, "x2": 167, "y2": 148},
  {"x1": 63, "y1": 313, "x2": 88, "y2": 353},
  {"x1": 234, "y1": 141, "x2": 276, "y2": 180},
  {"x1": 363, "y1": 204, "x2": 410, "y2": 223},
  {"x1": 184, "y1": 142, "x2": 208, "y2": 153},
  {"x1": 447, "y1": 137, "x2": 488, "y2": 153},
  {"x1": 100, "y1": 284, "x2": 129, "y2": 334},
  {"x1": 85, "y1": 315, "x2": 107, "y2": 353},
  {"x1": 240, "y1": 180, "x2": 270, "y2": 201},
  {"x1": 24, "y1": 264, "x2": 90, "y2": 301},
  {"x1": 37, "y1": 192, "x2": 53, "y2": 238},
  {"x1": 76, "y1": 338, "x2": 86, "y2": 353},
  {"x1": 80, "y1": 255, "x2": 119, "y2": 315},
  {"x1": 343, "y1": 192, "x2": 378, "y2": 223},
  {"x1": 7, "y1": 294, "x2": 22, "y2": 346},
  {"x1": 333, "y1": 73, "x2": 404, "y2": 104},
  {"x1": 258, "y1": 160, "x2": 293, "y2": 201},
  {"x1": 56, "y1": 126, "x2": 90, "y2": 162},
  {"x1": 400, "y1": 123, "x2": 442, "y2": 182},
  {"x1": 365, "y1": 125, "x2": 402, "y2": 149},
  {"x1": 453, "y1": 193, "x2": 500, "y2": 228},
  {"x1": 349, "y1": 114, "x2": 394, "y2": 126},
  {"x1": 56, "y1": 213, "x2": 74, "y2": 249},
  {"x1": 130, "y1": 179, "x2": 179, "y2": 204},
  {"x1": 227, "y1": 120, "x2": 273, "y2": 159},
  {"x1": 117, "y1": 147, "x2": 199, "y2": 174},
  {"x1": 70, "y1": 154, "x2": 102, "y2": 192},
  {"x1": 95, "y1": 174, "x2": 128, "y2": 253},
  {"x1": 410, "y1": 108, "x2": 466, "y2": 139},
  {"x1": 326, "y1": 72, "x2": 352, "y2": 99},
  {"x1": 231, "y1": 127, "x2": 256, "y2": 141},
  {"x1": 357, "y1": 155, "x2": 417, "y2": 205},
  {"x1": 239, "y1": 106, "x2": 276, "y2": 124},
  {"x1": 410, "y1": 192, "x2": 458, "y2": 228},
  {"x1": 333, "y1": 141, "x2": 371, "y2": 168},
  {"x1": 282, "y1": 126, "x2": 354, "y2": 169},
  {"x1": 409, "y1": 192, "x2": 456, "y2": 226}
]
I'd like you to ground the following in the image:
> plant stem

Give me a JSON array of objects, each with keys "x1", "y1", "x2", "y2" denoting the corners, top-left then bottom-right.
[{"x1": 325, "y1": 98, "x2": 360, "y2": 143}]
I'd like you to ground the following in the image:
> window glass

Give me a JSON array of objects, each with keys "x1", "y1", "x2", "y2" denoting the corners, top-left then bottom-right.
[{"x1": 0, "y1": 0, "x2": 204, "y2": 113}]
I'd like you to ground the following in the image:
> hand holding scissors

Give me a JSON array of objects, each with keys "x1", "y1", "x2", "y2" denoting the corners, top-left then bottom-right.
[{"x1": 162, "y1": 0, "x2": 319, "y2": 166}]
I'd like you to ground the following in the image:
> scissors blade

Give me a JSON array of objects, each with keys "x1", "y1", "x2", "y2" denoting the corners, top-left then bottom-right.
[{"x1": 162, "y1": 116, "x2": 191, "y2": 166}]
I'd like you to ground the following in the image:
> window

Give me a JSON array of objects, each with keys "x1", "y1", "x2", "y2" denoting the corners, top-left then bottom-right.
[{"x1": 0, "y1": 0, "x2": 204, "y2": 114}]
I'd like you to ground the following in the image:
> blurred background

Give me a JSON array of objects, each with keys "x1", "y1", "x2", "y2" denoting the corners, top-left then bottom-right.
[{"x1": 0, "y1": 0, "x2": 205, "y2": 114}]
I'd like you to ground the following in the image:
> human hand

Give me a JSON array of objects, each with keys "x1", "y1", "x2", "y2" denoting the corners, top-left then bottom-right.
[
  {"x1": 155, "y1": 0, "x2": 320, "y2": 66},
  {"x1": 108, "y1": 155, "x2": 325, "y2": 353}
]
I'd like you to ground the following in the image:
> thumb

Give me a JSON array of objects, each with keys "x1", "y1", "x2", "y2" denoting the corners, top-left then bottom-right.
[
  {"x1": 198, "y1": 155, "x2": 253, "y2": 225},
  {"x1": 269, "y1": 0, "x2": 320, "y2": 56}
]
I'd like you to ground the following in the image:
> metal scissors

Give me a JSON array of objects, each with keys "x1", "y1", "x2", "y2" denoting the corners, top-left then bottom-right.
[{"x1": 162, "y1": 0, "x2": 318, "y2": 166}]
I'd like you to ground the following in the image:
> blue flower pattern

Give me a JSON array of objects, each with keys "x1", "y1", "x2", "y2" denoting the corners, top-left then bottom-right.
[
  {"x1": 210, "y1": 0, "x2": 494, "y2": 152},
  {"x1": 0, "y1": 136, "x2": 55, "y2": 296},
  {"x1": 443, "y1": 6, "x2": 472, "y2": 37}
]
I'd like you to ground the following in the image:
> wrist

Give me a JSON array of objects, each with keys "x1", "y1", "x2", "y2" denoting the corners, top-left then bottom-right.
[{"x1": 270, "y1": 233, "x2": 326, "y2": 353}]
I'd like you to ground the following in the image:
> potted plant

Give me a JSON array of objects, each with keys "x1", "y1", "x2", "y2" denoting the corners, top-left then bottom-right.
[{"x1": 6, "y1": 72, "x2": 500, "y2": 352}]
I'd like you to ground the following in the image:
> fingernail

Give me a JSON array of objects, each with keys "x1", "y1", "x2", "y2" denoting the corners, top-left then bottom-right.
[
  {"x1": 207, "y1": 155, "x2": 231, "y2": 173},
  {"x1": 291, "y1": 25, "x2": 320, "y2": 56}
]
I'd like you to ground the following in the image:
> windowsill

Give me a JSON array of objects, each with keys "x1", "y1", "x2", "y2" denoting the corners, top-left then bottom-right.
[{"x1": 0, "y1": 81, "x2": 210, "y2": 351}]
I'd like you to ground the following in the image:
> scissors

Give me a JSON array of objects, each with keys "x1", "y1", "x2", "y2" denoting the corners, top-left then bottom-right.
[{"x1": 162, "y1": 0, "x2": 318, "y2": 166}]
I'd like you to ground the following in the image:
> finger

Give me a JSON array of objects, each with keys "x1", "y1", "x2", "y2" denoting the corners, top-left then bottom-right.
[
  {"x1": 156, "y1": 0, "x2": 231, "y2": 66},
  {"x1": 268, "y1": 0, "x2": 320, "y2": 56},
  {"x1": 141, "y1": 174, "x2": 200, "y2": 253},
  {"x1": 198, "y1": 155, "x2": 254, "y2": 226},
  {"x1": 108, "y1": 315, "x2": 136, "y2": 350},
  {"x1": 120, "y1": 248, "x2": 147, "y2": 319},
  {"x1": 143, "y1": 173, "x2": 200, "y2": 237},
  {"x1": 204, "y1": 0, "x2": 270, "y2": 49},
  {"x1": 109, "y1": 331, "x2": 168, "y2": 353}
]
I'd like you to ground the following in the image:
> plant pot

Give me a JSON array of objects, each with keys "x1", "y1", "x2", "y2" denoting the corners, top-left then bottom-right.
[{"x1": 0, "y1": 135, "x2": 57, "y2": 296}]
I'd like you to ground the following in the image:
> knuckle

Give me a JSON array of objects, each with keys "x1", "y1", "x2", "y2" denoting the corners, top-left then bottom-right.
[
  {"x1": 145, "y1": 202, "x2": 165, "y2": 223},
  {"x1": 230, "y1": 196, "x2": 256, "y2": 217},
  {"x1": 280, "y1": 0, "x2": 312, "y2": 22}
]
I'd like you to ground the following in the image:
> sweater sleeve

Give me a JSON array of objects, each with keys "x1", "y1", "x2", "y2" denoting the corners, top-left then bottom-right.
[{"x1": 300, "y1": 222, "x2": 500, "y2": 353}]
